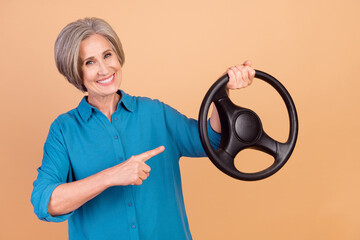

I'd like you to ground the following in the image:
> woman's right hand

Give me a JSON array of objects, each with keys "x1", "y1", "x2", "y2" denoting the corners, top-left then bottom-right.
[{"x1": 104, "y1": 146, "x2": 165, "y2": 186}]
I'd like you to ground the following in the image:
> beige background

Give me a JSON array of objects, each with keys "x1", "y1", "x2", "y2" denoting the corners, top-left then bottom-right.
[{"x1": 1, "y1": 0, "x2": 359, "y2": 239}]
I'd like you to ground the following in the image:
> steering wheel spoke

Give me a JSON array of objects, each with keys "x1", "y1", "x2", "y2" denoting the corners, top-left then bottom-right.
[
  {"x1": 252, "y1": 131, "x2": 279, "y2": 157},
  {"x1": 214, "y1": 95, "x2": 249, "y2": 157},
  {"x1": 214, "y1": 95, "x2": 242, "y2": 115},
  {"x1": 221, "y1": 131, "x2": 247, "y2": 158},
  {"x1": 216, "y1": 148, "x2": 236, "y2": 167}
]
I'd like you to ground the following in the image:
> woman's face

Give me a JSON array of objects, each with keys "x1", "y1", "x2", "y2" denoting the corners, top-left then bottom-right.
[{"x1": 80, "y1": 34, "x2": 122, "y2": 99}]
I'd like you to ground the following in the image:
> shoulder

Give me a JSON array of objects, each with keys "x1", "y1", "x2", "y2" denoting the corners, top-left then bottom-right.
[
  {"x1": 52, "y1": 108, "x2": 80, "y2": 127},
  {"x1": 126, "y1": 93, "x2": 188, "y2": 124},
  {"x1": 46, "y1": 105, "x2": 83, "y2": 138},
  {"x1": 124, "y1": 91, "x2": 174, "y2": 114}
]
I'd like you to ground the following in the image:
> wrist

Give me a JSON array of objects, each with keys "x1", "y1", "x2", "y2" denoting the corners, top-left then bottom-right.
[{"x1": 99, "y1": 167, "x2": 115, "y2": 188}]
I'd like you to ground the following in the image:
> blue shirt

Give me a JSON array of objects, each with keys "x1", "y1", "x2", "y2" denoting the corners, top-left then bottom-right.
[{"x1": 31, "y1": 90, "x2": 221, "y2": 240}]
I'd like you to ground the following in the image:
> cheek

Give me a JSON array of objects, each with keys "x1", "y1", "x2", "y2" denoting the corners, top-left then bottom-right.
[
  {"x1": 110, "y1": 57, "x2": 122, "y2": 70},
  {"x1": 113, "y1": 61, "x2": 122, "y2": 71},
  {"x1": 82, "y1": 68, "x2": 96, "y2": 84}
]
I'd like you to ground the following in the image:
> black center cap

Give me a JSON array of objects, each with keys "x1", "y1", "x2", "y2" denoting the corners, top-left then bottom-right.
[{"x1": 235, "y1": 112, "x2": 261, "y2": 143}]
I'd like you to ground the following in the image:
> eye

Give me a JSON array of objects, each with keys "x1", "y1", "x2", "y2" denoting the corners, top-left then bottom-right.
[
  {"x1": 85, "y1": 60, "x2": 94, "y2": 66},
  {"x1": 104, "y1": 52, "x2": 112, "y2": 58}
]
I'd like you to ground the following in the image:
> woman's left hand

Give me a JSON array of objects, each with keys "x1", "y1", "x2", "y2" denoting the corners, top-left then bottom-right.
[
  {"x1": 209, "y1": 60, "x2": 256, "y2": 133},
  {"x1": 226, "y1": 60, "x2": 255, "y2": 90}
]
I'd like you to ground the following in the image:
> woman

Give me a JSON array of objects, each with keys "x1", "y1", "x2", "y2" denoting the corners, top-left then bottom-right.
[{"x1": 31, "y1": 17, "x2": 255, "y2": 240}]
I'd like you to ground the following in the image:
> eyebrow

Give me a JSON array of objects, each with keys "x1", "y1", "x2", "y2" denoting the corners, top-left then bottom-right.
[{"x1": 82, "y1": 49, "x2": 113, "y2": 63}]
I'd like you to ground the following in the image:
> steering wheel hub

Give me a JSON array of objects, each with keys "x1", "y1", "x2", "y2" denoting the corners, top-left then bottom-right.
[{"x1": 235, "y1": 111, "x2": 261, "y2": 143}]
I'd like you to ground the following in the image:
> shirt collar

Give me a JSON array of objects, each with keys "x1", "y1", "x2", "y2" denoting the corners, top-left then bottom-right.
[
  {"x1": 118, "y1": 90, "x2": 134, "y2": 113},
  {"x1": 77, "y1": 90, "x2": 134, "y2": 122}
]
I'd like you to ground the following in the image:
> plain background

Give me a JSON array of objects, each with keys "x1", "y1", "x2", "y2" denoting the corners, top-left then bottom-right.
[{"x1": 1, "y1": 0, "x2": 359, "y2": 239}]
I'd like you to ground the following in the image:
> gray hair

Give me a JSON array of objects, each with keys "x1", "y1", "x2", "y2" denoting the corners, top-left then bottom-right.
[{"x1": 54, "y1": 17, "x2": 125, "y2": 92}]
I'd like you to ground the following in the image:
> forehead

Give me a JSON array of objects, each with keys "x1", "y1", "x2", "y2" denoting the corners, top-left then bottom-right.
[{"x1": 79, "y1": 34, "x2": 112, "y2": 60}]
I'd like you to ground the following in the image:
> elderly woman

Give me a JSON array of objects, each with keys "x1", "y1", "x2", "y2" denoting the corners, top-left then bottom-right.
[{"x1": 31, "y1": 17, "x2": 255, "y2": 240}]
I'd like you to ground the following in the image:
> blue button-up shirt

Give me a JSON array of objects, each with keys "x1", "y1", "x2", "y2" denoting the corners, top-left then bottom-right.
[{"x1": 31, "y1": 90, "x2": 221, "y2": 240}]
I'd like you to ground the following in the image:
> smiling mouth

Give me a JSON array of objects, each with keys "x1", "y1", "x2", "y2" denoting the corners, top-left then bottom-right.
[{"x1": 97, "y1": 74, "x2": 114, "y2": 84}]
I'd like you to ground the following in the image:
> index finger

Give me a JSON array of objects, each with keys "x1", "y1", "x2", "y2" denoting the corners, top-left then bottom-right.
[
  {"x1": 243, "y1": 60, "x2": 252, "y2": 67},
  {"x1": 137, "y1": 146, "x2": 165, "y2": 162}
]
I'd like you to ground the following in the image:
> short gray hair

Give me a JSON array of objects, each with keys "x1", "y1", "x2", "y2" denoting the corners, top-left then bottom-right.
[{"x1": 54, "y1": 17, "x2": 125, "y2": 92}]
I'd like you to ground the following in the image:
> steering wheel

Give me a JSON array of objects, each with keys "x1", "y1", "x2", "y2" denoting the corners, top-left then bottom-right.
[{"x1": 198, "y1": 70, "x2": 298, "y2": 181}]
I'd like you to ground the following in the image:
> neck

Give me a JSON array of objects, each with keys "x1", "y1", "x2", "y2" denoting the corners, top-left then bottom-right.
[{"x1": 87, "y1": 92, "x2": 121, "y2": 121}]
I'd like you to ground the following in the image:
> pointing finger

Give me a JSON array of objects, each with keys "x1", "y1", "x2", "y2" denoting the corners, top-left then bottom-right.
[{"x1": 137, "y1": 146, "x2": 165, "y2": 162}]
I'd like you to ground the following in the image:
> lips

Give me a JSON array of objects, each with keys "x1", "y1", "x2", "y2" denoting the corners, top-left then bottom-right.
[{"x1": 97, "y1": 74, "x2": 114, "y2": 85}]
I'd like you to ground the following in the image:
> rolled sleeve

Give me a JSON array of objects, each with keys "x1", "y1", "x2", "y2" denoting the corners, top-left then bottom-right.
[
  {"x1": 31, "y1": 179, "x2": 73, "y2": 222},
  {"x1": 31, "y1": 120, "x2": 73, "y2": 222}
]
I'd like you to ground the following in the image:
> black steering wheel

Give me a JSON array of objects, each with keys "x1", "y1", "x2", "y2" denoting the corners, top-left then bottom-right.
[{"x1": 198, "y1": 70, "x2": 298, "y2": 181}]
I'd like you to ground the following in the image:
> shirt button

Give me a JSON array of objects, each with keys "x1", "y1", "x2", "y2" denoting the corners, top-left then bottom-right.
[
  {"x1": 114, "y1": 136, "x2": 118, "y2": 139},
  {"x1": 131, "y1": 225, "x2": 136, "y2": 229},
  {"x1": 119, "y1": 157, "x2": 123, "y2": 161},
  {"x1": 114, "y1": 117, "x2": 118, "y2": 121},
  {"x1": 128, "y1": 203, "x2": 132, "y2": 207}
]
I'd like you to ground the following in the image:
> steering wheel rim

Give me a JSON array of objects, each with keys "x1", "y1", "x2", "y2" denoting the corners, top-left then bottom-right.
[{"x1": 198, "y1": 70, "x2": 298, "y2": 181}]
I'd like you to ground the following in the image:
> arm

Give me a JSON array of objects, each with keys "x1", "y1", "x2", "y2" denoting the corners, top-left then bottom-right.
[
  {"x1": 31, "y1": 120, "x2": 164, "y2": 219},
  {"x1": 47, "y1": 169, "x2": 110, "y2": 216},
  {"x1": 159, "y1": 100, "x2": 221, "y2": 158},
  {"x1": 48, "y1": 146, "x2": 164, "y2": 216},
  {"x1": 209, "y1": 60, "x2": 256, "y2": 133}
]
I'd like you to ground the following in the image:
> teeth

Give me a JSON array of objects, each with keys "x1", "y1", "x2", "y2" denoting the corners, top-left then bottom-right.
[{"x1": 98, "y1": 75, "x2": 114, "y2": 84}]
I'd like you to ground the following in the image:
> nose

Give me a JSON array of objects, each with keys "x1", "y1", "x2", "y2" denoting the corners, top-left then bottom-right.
[{"x1": 97, "y1": 59, "x2": 110, "y2": 76}]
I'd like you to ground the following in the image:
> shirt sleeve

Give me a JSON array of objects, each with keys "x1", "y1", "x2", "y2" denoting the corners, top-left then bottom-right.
[
  {"x1": 30, "y1": 119, "x2": 74, "y2": 222},
  {"x1": 160, "y1": 102, "x2": 221, "y2": 158}
]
